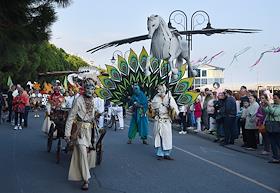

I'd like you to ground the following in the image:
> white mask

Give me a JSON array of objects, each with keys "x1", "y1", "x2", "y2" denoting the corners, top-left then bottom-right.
[{"x1": 157, "y1": 84, "x2": 166, "y2": 97}]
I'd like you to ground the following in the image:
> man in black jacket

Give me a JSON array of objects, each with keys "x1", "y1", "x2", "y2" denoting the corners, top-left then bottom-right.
[
  {"x1": 223, "y1": 90, "x2": 237, "y2": 145},
  {"x1": 213, "y1": 92, "x2": 226, "y2": 142},
  {"x1": 0, "y1": 89, "x2": 5, "y2": 124},
  {"x1": 7, "y1": 85, "x2": 15, "y2": 123}
]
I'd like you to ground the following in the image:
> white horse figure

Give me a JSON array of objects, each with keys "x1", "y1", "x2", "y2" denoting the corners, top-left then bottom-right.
[{"x1": 147, "y1": 14, "x2": 196, "y2": 78}]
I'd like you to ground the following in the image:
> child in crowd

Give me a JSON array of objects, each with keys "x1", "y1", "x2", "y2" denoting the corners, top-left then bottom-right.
[
  {"x1": 240, "y1": 98, "x2": 250, "y2": 147},
  {"x1": 194, "y1": 97, "x2": 202, "y2": 132}
]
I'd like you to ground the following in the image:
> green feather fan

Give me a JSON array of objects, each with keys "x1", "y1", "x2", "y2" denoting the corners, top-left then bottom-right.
[{"x1": 96, "y1": 47, "x2": 198, "y2": 106}]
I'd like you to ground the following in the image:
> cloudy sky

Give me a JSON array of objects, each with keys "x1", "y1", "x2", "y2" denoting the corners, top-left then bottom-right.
[{"x1": 50, "y1": 0, "x2": 280, "y2": 84}]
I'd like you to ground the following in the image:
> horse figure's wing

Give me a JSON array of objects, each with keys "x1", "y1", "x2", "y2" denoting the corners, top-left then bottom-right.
[
  {"x1": 178, "y1": 28, "x2": 261, "y2": 36},
  {"x1": 87, "y1": 34, "x2": 149, "y2": 53}
]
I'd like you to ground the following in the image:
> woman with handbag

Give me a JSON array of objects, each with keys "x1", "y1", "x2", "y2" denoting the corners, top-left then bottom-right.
[
  {"x1": 256, "y1": 94, "x2": 270, "y2": 155},
  {"x1": 264, "y1": 92, "x2": 280, "y2": 163}
]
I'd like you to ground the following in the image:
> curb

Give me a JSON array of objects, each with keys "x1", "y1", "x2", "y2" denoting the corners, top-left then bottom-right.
[
  {"x1": 127, "y1": 112, "x2": 272, "y2": 161},
  {"x1": 172, "y1": 124, "x2": 272, "y2": 161}
]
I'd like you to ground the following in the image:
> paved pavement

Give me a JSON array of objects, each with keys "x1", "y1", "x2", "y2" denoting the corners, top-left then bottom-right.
[
  {"x1": 172, "y1": 124, "x2": 274, "y2": 161},
  {"x1": 0, "y1": 111, "x2": 279, "y2": 193}
]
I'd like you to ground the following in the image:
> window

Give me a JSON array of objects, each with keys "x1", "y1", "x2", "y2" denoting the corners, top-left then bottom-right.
[
  {"x1": 195, "y1": 78, "x2": 201, "y2": 85},
  {"x1": 202, "y1": 70, "x2": 207, "y2": 77},
  {"x1": 207, "y1": 78, "x2": 214, "y2": 84},
  {"x1": 195, "y1": 69, "x2": 201, "y2": 77},
  {"x1": 201, "y1": 78, "x2": 207, "y2": 85}
]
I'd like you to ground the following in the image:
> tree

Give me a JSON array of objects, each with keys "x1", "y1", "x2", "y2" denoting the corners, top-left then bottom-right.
[
  {"x1": 0, "y1": 0, "x2": 81, "y2": 90},
  {"x1": 0, "y1": 42, "x2": 89, "y2": 89},
  {"x1": 0, "y1": 0, "x2": 71, "y2": 50}
]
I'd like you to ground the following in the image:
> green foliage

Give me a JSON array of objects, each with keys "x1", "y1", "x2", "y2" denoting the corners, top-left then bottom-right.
[
  {"x1": 0, "y1": 0, "x2": 71, "y2": 52},
  {"x1": 0, "y1": 42, "x2": 89, "y2": 89},
  {"x1": 0, "y1": 0, "x2": 87, "y2": 89}
]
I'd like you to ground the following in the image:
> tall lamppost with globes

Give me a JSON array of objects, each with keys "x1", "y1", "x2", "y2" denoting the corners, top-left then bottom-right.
[
  {"x1": 168, "y1": 9, "x2": 212, "y2": 77},
  {"x1": 190, "y1": 10, "x2": 212, "y2": 50}
]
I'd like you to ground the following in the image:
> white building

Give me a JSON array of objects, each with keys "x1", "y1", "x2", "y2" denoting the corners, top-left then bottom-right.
[{"x1": 192, "y1": 64, "x2": 225, "y2": 89}]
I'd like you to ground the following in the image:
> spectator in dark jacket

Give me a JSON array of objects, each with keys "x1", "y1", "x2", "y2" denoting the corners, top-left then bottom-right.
[
  {"x1": 7, "y1": 85, "x2": 15, "y2": 123},
  {"x1": 223, "y1": 90, "x2": 237, "y2": 145},
  {"x1": 213, "y1": 92, "x2": 226, "y2": 142},
  {"x1": 240, "y1": 86, "x2": 249, "y2": 108},
  {"x1": 0, "y1": 89, "x2": 5, "y2": 124}
]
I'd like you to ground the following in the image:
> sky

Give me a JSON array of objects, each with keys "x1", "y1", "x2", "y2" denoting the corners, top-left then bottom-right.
[{"x1": 50, "y1": 0, "x2": 280, "y2": 85}]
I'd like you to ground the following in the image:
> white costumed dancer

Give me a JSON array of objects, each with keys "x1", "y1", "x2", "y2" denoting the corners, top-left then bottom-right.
[
  {"x1": 108, "y1": 103, "x2": 124, "y2": 130},
  {"x1": 151, "y1": 84, "x2": 179, "y2": 160},
  {"x1": 93, "y1": 94, "x2": 105, "y2": 129}
]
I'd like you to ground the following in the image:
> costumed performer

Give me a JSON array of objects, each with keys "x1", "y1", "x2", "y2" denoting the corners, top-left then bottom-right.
[
  {"x1": 64, "y1": 78, "x2": 103, "y2": 191},
  {"x1": 127, "y1": 85, "x2": 149, "y2": 144},
  {"x1": 150, "y1": 84, "x2": 179, "y2": 160},
  {"x1": 93, "y1": 93, "x2": 105, "y2": 129}
]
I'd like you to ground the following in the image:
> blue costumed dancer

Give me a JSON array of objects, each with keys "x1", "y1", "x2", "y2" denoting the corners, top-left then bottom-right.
[{"x1": 127, "y1": 85, "x2": 149, "y2": 144}]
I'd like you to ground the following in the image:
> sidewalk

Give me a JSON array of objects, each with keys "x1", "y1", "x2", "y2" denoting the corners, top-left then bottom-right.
[
  {"x1": 127, "y1": 112, "x2": 272, "y2": 161},
  {"x1": 172, "y1": 124, "x2": 273, "y2": 161}
]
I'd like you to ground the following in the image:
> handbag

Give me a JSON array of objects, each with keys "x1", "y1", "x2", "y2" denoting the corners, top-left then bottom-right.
[
  {"x1": 257, "y1": 124, "x2": 266, "y2": 133},
  {"x1": 257, "y1": 115, "x2": 266, "y2": 133}
]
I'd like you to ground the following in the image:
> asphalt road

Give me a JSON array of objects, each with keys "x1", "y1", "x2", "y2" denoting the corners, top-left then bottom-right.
[{"x1": 0, "y1": 111, "x2": 279, "y2": 193}]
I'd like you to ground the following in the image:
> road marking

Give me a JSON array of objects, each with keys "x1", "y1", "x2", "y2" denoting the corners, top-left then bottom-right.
[
  {"x1": 148, "y1": 135, "x2": 279, "y2": 193},
  {"x1": 125, "y1": 122, "x2": 279, "y2": 193},
  {"x1": 173, "y1": 145, "x2": 280, "y2": 193}
]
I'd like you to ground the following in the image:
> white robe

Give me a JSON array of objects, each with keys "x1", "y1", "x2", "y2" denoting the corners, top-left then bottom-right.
[
  {"x1": 108, "y1": 105, "x2": 124, "y2": 128},
  {"x1": 65, "y1": 96, "x2": 97, "y2": 181},
  {"x1": 94, "y1": 97, "x2": 105, "y2": 128},
  {"x1": 41, "y1": 103, "x2": 55, "y2": 134},
  {"x1": 151, "y1": 92, "x2": 179, "y2": 150}
]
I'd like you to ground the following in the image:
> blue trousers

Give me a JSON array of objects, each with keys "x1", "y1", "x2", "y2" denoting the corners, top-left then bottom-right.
[{"x1": 268, "y1": 132, "x2": 280, "y2": 160}]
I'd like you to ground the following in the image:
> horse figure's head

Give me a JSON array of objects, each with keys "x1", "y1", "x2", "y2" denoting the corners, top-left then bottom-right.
[{"x1": 147, "y1": 15, "x2": 161, "y2": 38}]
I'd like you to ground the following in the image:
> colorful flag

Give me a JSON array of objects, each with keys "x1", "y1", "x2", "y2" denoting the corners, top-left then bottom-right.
[
  {"x1": 7, "y1": 76, "x2": 13, "y2": 88},
  {"x1": 63, "y1": 75, "x2": 68, "y2": 91}
]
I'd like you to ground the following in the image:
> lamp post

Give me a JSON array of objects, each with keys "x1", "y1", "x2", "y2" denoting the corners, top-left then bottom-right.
[
  {"x1": 122, "y1": 50, "x2": 131, "y2": 61},
  {"x1": 168, "y1": 9, "x2": 212, "y2": 78},
  {"x1": 111, "y1": 50, "x2": 123, "y2": 64},
  {"x1": 168, "y1": 10, "x2": 187, "y2": 37},
  {"x1": 190, "y1": 10, "x2": 212, "y2": 50}
]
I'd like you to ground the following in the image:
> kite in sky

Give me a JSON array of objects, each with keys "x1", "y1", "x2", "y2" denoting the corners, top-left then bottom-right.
[
  {"x1": 251, "y1": 47, "x2": 280, "y2": 67},
  {"x1": 193, "y1": 51, "x2": 224, "y2": 66},
  {"x1": 192, "y1": 56, "x2": 208, "y2": 65},
  {"x1": 229, "y1": 46, "x2": 251, "y2": 66},
  {"x1": 204, "y1": 51, "x2": 224, "y2": 64}
]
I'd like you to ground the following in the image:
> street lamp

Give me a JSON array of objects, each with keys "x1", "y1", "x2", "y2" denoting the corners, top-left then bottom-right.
[
  {"x1": 168, "y1": 9, "x2": 212, "y2": 77},
  {"x1": 90, "y1": 60, "x2": 95, "y2": 65},
  {"x1": 190, "y1": 10, "x2": 213, "y2": 49},
  {"x1": 111, "y1": 50, "x2": 123, "y2": 64},
  {"x1": 124, "y1": 50, "x2": 131, "y2": 60},
  {"x1": 168, "y1": 10, "x2": 187, "y2": 37}
]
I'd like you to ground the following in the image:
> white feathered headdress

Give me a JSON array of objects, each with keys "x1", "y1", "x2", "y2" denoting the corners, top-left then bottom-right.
[{"x1": 67, "y1": 66, "x2": 101, "y2": 87}]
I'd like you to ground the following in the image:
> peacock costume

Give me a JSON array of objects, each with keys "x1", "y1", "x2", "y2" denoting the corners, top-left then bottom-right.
[
  {"x1": 95, "y1": 47, "x2": 199, "y2": 142},
  {"x1": 95, "y1": 47, "x2": 199, "y2": 105},
  {"x1": 127, "y1": 85, "x2": 149, "y2": 144}
]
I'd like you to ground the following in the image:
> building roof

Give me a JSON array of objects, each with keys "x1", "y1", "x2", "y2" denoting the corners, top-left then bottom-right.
[
  {"x1": 197, "y1": 82, "x2": 280, "y2": 91},
  {"x1": 193, "y1": 63, "x2": 225, "y2": 71}
]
